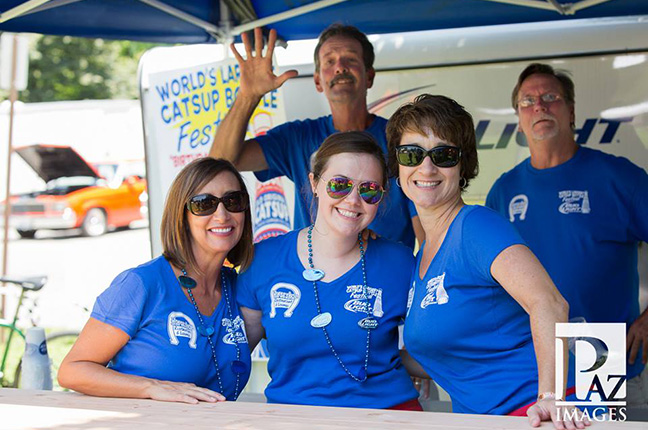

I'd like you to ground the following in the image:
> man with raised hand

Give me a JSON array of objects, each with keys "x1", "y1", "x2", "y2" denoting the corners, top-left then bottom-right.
[
  {"x1": 486, "y1": 63, "x2": 648, "y2": 408},
  {"x1": 209, "y1": 25, "x2": 420, "y2": 248}
]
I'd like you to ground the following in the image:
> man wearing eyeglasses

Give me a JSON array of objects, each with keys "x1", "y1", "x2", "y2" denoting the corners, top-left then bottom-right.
[
  {"x1": 486, "y1": 63, "x2": 648, "y2": 406},
  {"x1": 209, "y1": 25, "x2": 422, "y2": 249}
]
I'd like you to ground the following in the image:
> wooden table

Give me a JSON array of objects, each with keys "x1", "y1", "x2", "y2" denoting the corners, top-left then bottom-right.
[{"x1": 0, "y1": 388, "x2": 641, "y2": 429}]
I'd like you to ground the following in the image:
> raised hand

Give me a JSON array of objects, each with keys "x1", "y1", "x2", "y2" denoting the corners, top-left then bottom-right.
[
  {"x1": 145, "y1": 379, "x2": 226, "y2": 404},
  {"x1": 230, "y1": 27, "x2": 298, "y2": 100}
]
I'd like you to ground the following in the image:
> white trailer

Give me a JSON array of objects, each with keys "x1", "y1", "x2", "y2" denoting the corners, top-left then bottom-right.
[{"x1": 140, "y1": 15, "x2": 648, "y2": 255}]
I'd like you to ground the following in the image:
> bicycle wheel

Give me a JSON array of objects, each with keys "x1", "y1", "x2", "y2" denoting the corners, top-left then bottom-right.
[{"x1": 14, "y1": 330, "x2": 79, "y2": 390}]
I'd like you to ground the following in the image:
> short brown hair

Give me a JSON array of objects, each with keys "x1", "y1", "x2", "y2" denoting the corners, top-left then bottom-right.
[
  {"x1": 161, "y1": 158, "x2": 253, "y2": 273},
  {"x1": 314, "y1": 23, "x2": 375, "y2": 72},
  {"x1": 386, "y1": 94, "x2": 479, "y2": 190},
  {"x1": 511, "y1": 63, "x2": 575, "y2": 111}
]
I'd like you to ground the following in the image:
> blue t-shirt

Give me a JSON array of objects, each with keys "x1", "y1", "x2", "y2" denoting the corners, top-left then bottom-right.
[
  {"x1": 91, "y1": 256, "x2": 252, "y2": 400},
  {"x1": 404, "y1": 205, "x2": 537, "y2": 415},
  {"x1": 237, "y1": 230, "x2": 418, "y2": 408},
  {"x1": 255, "y1": 115, "x2": 417, "y2": 249},
  {"x1": 486, "y1": 147, "x2": 648, "y2": 379}
]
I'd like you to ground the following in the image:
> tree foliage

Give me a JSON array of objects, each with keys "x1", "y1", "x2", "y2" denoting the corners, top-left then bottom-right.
[{"x1": 17, "y1": 36, "x2": 159, "y2": 102}]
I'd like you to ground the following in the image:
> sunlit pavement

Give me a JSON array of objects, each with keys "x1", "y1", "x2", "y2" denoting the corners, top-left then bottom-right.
[{"x1": 1, "y1": 223, "x2": 152, "y2": 330}]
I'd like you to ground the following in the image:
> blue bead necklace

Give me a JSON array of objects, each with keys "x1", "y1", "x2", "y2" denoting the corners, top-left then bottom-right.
[
  {"x1": 178, "y1": 268, "x2": 246, "y2": 400},
  {"x1": 305, "y1": 224, "x2": 377, "y2": 382}
]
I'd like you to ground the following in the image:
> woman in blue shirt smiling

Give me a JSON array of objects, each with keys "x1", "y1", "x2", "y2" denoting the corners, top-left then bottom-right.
[
  {"x1": 59, "y1": 158, "x2": 252, "y2": 403},
  {"x1": 387, "y1": 95, "x2": 588, "y2": 428},
  {"x1": 237, "y1": 131, "x2": 420, "y2": 409}
]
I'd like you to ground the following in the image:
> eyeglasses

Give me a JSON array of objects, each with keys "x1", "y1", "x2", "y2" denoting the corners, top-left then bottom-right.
[
  {"x1": 186, "y1": 191, "x2": 249, "y2": 216},
  {"x1": 395, "y1": 145, "x2": 461, "y2": 168},
  {"x1": 324, "y1": 176, "x2": 384, "y2": 205},
  {"x1": 517, "y1": 93, "x2": 562, "y2": 108}
]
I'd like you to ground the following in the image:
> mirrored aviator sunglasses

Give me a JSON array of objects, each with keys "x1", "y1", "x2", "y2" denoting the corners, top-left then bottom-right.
[
  {"x1": 395, "y1": 145, "x2": 462, "y2": 168},
  {"x1": 186, "y1": 191, "x2": 249, "y2": 216},
  {"x1": 325, "y1": 176, "x2": 384, "y2": 205}
]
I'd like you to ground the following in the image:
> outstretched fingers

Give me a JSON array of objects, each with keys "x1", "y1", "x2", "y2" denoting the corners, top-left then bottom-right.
[
  {"x1": 254, "y1": 27, "x2": 264, "y2": 57},
  {"x1": 265, "y1": 28, "x2": 278, "y2": 59},
  {"x1": 242, "y1": 30, "x2": 253, "y2": 58},
  {"x1": 230, "y1": 42, "x2": 244, "y2": 64},
  {"x1": 276, "y1": 69, "x2": 299, "y2": 87}
]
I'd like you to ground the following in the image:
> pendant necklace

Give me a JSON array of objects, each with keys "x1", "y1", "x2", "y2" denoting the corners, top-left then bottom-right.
[
  {"x1": 304, "y1": 224, "x2": 377, "y2": 382},
  {"x1": 178, "y1": 268, "x2": 247, "y2": 400}
]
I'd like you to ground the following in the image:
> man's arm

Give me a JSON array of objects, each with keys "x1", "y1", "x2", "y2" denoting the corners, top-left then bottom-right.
[{"x1": 209, "y1": 27, "x2": 297, "y2": 171}]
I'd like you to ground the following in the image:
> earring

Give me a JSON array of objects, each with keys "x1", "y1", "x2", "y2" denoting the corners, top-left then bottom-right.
[
  {"x1": 396, "y1": 177, "x2": 402, "y2": 188},
  {"x1": 459, "y1": 177, "x2": 467, "y2": 189},
  {"x1": 314, "y1": 191, "x2": 318, "y2": 198}
]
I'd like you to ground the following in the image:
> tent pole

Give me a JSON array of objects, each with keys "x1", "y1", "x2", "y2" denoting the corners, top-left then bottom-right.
[
  {"x1": 477, "y1": 0, "x2": 556, "y2": 12},
  {"x1": 220, "y1": 1, "x2": 234, "y2": 46},
  {"x1": 0, "y1": 0, "x2": 51, "y2": 23},
  {"x1": 1, "y1": 34, "x2": 19, "y2": 324},
  {"x1": 137, "y1": 0, "x2": 226, "y2": 41},
  {"x1": 571, "y1": 0, "x2": 613, "y2": 13},
  {"x1": 232, "y1": 0, "x2": 349, "y2": 35}
]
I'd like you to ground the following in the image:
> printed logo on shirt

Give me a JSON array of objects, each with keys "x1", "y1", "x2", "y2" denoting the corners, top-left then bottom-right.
[
  {"x1": 558, "y1": 190, "x2": 591, "y2": 214},
  {"x1": 167, "y1": 311, "x2": 198, "y2": 349},
  {"x1": 269, "y1": 283, "x2": 301, "y2": 318},
  {"x1": 406, "y1": 282, "x2": 415, "y2": 317},
  {"x1": 508, "y1": 194, "x2": 529, "y2": 222},
  {"x1": 222, "y1": 315, "x2": 248, "y2": 345},
  {"x1": 420, "y1": 273, "x2": 449, "y2": 308},
  {"x1": 344, "y1": 284, "x2": 384, "y2": 317}
]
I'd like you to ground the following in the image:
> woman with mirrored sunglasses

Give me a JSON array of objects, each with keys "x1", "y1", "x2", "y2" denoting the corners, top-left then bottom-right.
[
  {"x1": 236, "y1": 131, "x2": 421, "y2": 410},
  {"x1": 59, "y1": 158, "x2": 253, "y2": 404},
  {"x1": 387, "y1": 95, "x2": 586, "y2": 429}
]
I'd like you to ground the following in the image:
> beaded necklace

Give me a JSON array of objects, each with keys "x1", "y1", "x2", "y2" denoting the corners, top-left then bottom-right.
[
  {"x1": 304, "y1": 225, "x2": 378, "y2": 382},
  {"x1": 178, "y1": 268, "x2": 247, "y2": 400}
]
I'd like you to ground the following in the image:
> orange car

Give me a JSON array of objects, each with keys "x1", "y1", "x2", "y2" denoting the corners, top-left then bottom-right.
[{"x1": 6, "y1": 145, "x2": 147, "y2": 238}]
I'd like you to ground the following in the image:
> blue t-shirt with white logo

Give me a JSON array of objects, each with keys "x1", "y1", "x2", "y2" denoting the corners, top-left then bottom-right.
[
  {"x1": 237, "y1": 230, "x2": 418, "y2": 408},
  {"x1": 486, "y1": 147, "x2": 648, "y2": 379},
  {"x1": 254, "y1": 115, "x2": 417, "y2": 249},
  {"x1": 403, "y1": 205, "x2": 537, "y2": 415},
  {"x1": 91, "y1": 256, "x2": 251, "y2": 400}
]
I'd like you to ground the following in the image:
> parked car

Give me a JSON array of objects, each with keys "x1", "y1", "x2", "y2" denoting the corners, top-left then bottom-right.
[{"x1": 4, "y1": 144, "x2": 147, "y2": 238}]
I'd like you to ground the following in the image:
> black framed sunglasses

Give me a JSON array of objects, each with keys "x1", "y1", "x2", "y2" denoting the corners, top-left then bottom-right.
[
  {"x1": 395, "y1": 145, "x2": 462, "y2": 168},
  {"x1": 325, "y1": 176, "x2": 385, "y2": 205},
  {"x1": 186, "y1": 191, "x2": 249, "y2": 216}
]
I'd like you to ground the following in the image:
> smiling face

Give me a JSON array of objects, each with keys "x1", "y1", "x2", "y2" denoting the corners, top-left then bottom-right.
[
  {"x1": 516, "y1": 73, "x2": 575, "y2": 144},
  {"x1": 310, "y1": 152, "x2": 383, "y2": 238},
  {"x1": 398, "y1": 129, "x2": 462, "y2": 211},
  {"x1": 314, "y1": 36, "x2": 375, "y2": 104},
  {"x1": 187, "y1": 171, "x2": 246, "y2": 260}
]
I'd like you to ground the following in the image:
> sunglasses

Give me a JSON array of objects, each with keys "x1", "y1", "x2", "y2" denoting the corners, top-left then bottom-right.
[
  {"x1": 395, "y1": 145, "x2": 461, "y2": 168},
  {"x1": 186, "y1": 191, "x2": 249, "y2": 216},
  {"x1": 517, "y1": 92, "x2": 562, "y2": 109},
  {"x1": 324, "y1": 176, "x2": 384, "y2": 205}
]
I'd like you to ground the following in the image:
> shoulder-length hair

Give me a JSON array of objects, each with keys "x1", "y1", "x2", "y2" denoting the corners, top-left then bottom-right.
[
  {"x1": 387, "y1": 94, "x2": 479, "y2": 191},
  {"x1": 161, "y1": 158, "x2": 253, "y2": 273}
]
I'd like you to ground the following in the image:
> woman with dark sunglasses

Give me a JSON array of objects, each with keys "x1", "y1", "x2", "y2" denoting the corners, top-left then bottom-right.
[
  {"x1": 236, "y1": 131, "x2": 421, "y2": 409},
  {"x1": 387, "y1": 95, "x2": 587, "y2": 429},
  {"x1": 59, "y1": 158, "x2": 253, "y2": 404}
]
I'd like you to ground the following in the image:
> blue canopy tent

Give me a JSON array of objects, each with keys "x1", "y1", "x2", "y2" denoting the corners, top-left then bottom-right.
[{"x1": 1, "y1": 0, "x2": 647, "y2": 43}]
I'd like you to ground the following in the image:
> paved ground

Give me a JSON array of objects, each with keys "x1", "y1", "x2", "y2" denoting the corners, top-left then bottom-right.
[{"x1": 1, "y1": 223, "x2": 152, "y2": 330}]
